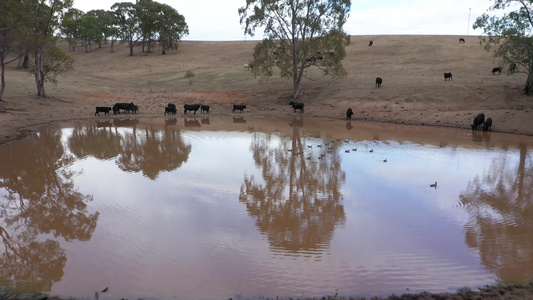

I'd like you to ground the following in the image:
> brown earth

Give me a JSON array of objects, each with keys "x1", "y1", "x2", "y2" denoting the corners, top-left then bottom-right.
[{"x1": 1, "y1": 35, "x2": 533, "y2": 148}]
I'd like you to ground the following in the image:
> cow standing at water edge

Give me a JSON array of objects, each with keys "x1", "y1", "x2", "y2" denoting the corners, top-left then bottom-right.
[
  {"x1": 289, "y1": 101, "x2": 304, "y2": 113},
  {"x1": 165, "y1": 103, "x2": 177, "y2": 115},
  {"x1": 483, "y1": 117, "x2": 492, "y2": 132},
  {"x1": 346, "y1": 108, "x2": 353, "y2": 120},
  {"x1": 232, "y1": 104, "x2": 246, "y2": 113},
  {"x1": 95, "y1": 106, "x2": 111, "y2": 116},
  {"x1": 113, "y1": 102, "x2": 137, "y2": 115},
  {"x1": 471, "y1": 113, "x2": 485, "y2": 131},
  {"x1": 183, "y1": 104, "x2": 201, "y2": 115}
]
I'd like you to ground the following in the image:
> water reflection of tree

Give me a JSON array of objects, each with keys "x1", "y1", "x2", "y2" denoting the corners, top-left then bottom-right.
[
  {"x1": 239, "y1": 119, "x2": 346, "y2": 253},
  {"x1": 460, "y1": 143, "x2": 533, "y2": 281},
  {"x1": 68, "y1": 122, "x2": 192, "y2": 180},
  {"x1": 116, "y1": 124, "x2": 191, "y2": 180},
  {"x1": 69, "y1": 122, "x2": 122, "y2": 160},
  {"x1": 0, "y1": 126, "x2": 98, "y2": 292}
]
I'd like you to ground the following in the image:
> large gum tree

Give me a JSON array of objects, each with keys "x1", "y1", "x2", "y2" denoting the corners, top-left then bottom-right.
[
  {"x1": 474, "y1": 0, "x2": 533, "y2": 95},
  {"x1": 239, "y1": 0, "x2": 351, "y2": 99}
]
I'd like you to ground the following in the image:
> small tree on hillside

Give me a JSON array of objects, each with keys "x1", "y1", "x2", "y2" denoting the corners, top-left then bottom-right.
[
  {"x1": 185, "y1": 70, "x2": 195, "y2": 85},
  {"x1": 238, "y1": 0, "x2": 352, "y2": 99},
  {"x1": 474, "y1": 0, "x2": 533, "y2": 95}
]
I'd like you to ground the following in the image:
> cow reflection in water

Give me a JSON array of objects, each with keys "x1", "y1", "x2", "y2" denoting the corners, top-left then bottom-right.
[
  {"x1": 113, "y1": 118, "x2": 139, "y2": 128},
  {"x1": 165, "y1": 117, "x2": 177, "y2": 126},
  {"x1": 239, "y1": 120, "x2": 346, "y2": 253},
  {"x1": 184, "y1": 117, "x2": 201, "y2": 127},
  {"x1": 0, "y1": 126, "x2": 99, "y2": 292},
  {"x1": 460, "y1": 143, "x2": 533, "y2": 282},
  {"x1": 346, "y1": 121, "x2": 353, "y2": 130},
  {"x1": 289, "y1": 117, "x2": 303, "y2": 127},
  {"x1": 233, "y1": 116, "x2": 246, "y2": 124},
  {"x1": 96, "y1": 120, "x2": 112, "y2": 128},
  {"x1": 472, "y1": 130, "x2": 491, "y2": 145},
  {"x1": 201, "y1": 117, "x2": 210, "y2": 125}
]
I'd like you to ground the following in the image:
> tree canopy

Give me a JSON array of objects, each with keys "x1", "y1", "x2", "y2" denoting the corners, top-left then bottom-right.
[
  {"x1": 474, "y1": 0, "x2": 533, "y2": 95},
  {"x1": 239, "y1": 0, "x2": 351, "y2": 99}
]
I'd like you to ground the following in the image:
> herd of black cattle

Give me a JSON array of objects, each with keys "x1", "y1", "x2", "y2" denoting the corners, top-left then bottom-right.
[
  {"x1": 95, "y1": 101, "x2": 492, "y2": 132},
  {"x1": 95, "y1": 102, "x2": 249, "y2": 116},
  {"x1": 94, "y1": 37, "x2": 504, "y2": 132}
]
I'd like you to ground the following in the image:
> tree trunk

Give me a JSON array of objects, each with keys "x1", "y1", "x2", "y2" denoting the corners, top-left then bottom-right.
[
  {"x1": 293, "y1": 78, "x2": 302, "y2": 99},
  {"x1": 129, "y1": 40, "x2": 134, "y2": 56},
  {"x1": 34, "y1": 50, "x2": 46, "y2": 97},
  {"x1": 525, "y1": 63, "x2": 533, "y2": 95},
  {"x1": 16, "y1": 54, "x2": 29, "y2": 69},
  {"x1": 524, "y1": 74, "x2": 533, "y2": 95}
]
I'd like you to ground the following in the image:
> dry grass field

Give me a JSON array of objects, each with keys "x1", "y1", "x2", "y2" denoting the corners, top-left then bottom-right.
[{"x1": 1, "y1": 34, "x2": 533, "y2": 146}]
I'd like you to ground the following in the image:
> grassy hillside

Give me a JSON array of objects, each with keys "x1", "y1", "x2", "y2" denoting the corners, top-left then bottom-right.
[{"x1": 1, "y1": 34, "x2": 532, "y2": 145}]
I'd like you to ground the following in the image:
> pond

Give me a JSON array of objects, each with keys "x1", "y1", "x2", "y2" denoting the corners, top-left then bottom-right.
[{"x1": 1, "y1": 117, "x2": 533, "y2": 300}]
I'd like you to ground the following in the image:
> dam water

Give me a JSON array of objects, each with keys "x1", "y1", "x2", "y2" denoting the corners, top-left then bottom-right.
[{"x1": 0, "y1": 117, "x2": 532, "y2": 300}]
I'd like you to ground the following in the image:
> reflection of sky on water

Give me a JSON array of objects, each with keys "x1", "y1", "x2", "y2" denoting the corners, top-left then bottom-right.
[{"x1": 3, "y1": 119, "x2": 533, "y2": 300}]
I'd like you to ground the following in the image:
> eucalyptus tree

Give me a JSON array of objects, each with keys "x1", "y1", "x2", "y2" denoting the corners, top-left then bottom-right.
[
  {"x1": 154, "y1": 2, "x2": 188, "y2": 54},
  {"x1": 136, "y1": 0, "x2": 158, "y2": 53},
  {"x1": 61, "y1": 8, "x2": 84, "y2": 51},
  {"x1": 112, "y1": 1, "x2": 142, "y2": 56},
  {"x1": 87, "y1": 9, "x2": 115, "y2": 47},
  {"x1": 0, "y1": 0, "x2": 32, "y2": 100},
  {"x1": 239, "y1": 0, "x2": 352, "y2": 99},
  {"x1": 31, "y1": 0, "x2": 73, "y2": 97},
  {"x1": 79, "y1": 14, "x2": 101, "y2": 52},
  {"x1": 474, "y1": 0, "x2": 533, "y2": 95}
]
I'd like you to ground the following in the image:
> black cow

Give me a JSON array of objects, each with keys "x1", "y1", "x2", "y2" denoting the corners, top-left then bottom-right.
[
  {"x1": 113, "y1": 102, "x2": 136, "y2": 115},
  {"x1": 289, "y1": 101, "x2": 304, "y2": 113},
  {"x1": 95, "y1": 106, "x2": 112, "y2": 116},
  {"x1": 509, "y1": 63, "x2": 517, "y2": 73},
  {"x1": 129, "y1": 104, "x2": 138, "y2": 114},
  {"x1": 459, "y1": 38, "x2": 465, "y2": 43},
  {"x1": 346, "y1": 108, "x2": 354, "y2": 120},
  {"x1": 165, "y1": 105, "x2": 177, "y2": 115},
  {"x1": 471, "y1": 113, "x2": 485, "y2": 131},
  {"x1": 201, "y1": 105, "x2": 210, "y2": 114},
  {"x1": 368, "y1": 40, "x2": 373, "y2": 47},
  {"x1": 492, "y1": 67, "x2": 502, "y2": 75},
  {"x1": 232, "y1": 104, "x2": 246, "y2": 113},
  {"x1": 444, "y1": 72, "x2": 453, "y2": 81},
  {"x1": 375, "y1": 77, "x2": 383, "y2": 87},
  {"x1": 184, "y1": 104, "x2": 201, "y2": 115},
  {"x1": 482, "y1": 117, "x2": 492, "y2": 132}
]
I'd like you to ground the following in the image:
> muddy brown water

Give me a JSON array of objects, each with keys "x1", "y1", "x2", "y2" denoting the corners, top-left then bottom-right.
[{"x1": 1, "y1": 117, "x2": 533, "y2": 300}]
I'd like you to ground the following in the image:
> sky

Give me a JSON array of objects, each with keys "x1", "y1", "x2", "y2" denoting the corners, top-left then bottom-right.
[{"x1": 72, "y1": 0, "x2": 502, "y2": 41}]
